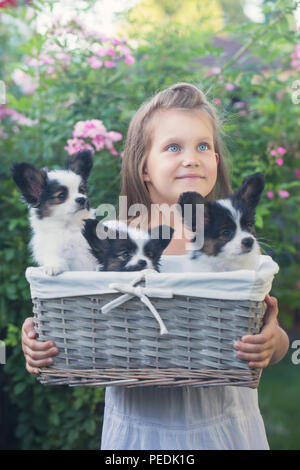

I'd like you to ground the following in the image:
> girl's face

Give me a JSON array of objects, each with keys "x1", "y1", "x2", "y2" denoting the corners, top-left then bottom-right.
[{"x1": 143, "y1": 109, "x2": 219, "y2": 206}]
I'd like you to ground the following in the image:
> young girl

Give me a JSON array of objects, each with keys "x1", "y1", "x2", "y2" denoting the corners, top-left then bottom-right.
[{"x1": 21, "y1": 83, "x2": 289, "y2": 450}]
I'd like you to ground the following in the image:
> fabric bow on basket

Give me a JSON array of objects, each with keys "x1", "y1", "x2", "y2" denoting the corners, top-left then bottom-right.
[{"x1": 101, "y1": 269, "x2": 173, "y2": 335}]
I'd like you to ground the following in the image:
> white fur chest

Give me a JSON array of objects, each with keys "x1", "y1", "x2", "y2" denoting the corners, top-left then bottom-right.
[{"x1": 29, "y1": 210, "x2": 97, "y2": 273}]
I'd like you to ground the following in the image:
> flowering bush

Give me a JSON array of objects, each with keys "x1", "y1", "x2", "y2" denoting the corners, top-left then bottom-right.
[{"x1": 1, "y1": 0, "x2": 300, "y2": 451}]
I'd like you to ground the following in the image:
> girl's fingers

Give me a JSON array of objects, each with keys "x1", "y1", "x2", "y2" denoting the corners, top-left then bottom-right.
[
  {"x1": 263, "y1": 295, "x2": 279, "y2": 324},
  {"x1": 22, "y1": 316, "x2": 59, "y2": 374},
  {"x1": 22, "y1": 316, "x2": 56, "y2": 352},
  {"x1": 26, "y1": 362, "x2": 40, "y2": 375},
  {"x1": 24, "y1": 344, "x2": 58, "y2": 361},
  {"x1": 22, "y1": 336, "x2": 55, "y2": 352},
  {"x1": 239, "y1": 332, "x2": 271, "y2": 345},
  {"x1": 25, "y1": 353, "x2": 55, "y2": 368},
  {"x1": 248, "y1": 360, "x2": 270, "y2": 369},
  {"x1": 236, "y1": 350, "x2": 271, "y2": 362},
  {"x1": 234, "y1": 341, "x2": 273, "y2": 354},
  {"x1": 22, "y1": 316, "x2": 35, "y2": 337}
]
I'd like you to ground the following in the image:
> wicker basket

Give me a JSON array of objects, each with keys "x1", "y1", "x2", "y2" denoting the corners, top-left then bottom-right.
[{"x1": 26, "y1": 255, "x2": 279, "y2": 388}]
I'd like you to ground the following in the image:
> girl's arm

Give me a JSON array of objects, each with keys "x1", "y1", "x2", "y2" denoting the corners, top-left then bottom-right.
[{"x1": 234, "y1": 294, "x2": 290, "y2": 368}]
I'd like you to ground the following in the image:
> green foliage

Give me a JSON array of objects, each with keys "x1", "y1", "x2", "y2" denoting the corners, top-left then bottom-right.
[{"x1": 0, "y1": 0, "x2": 299, "y2": 450}]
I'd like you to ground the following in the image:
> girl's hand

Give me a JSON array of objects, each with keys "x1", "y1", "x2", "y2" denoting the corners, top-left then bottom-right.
[
  {"x1": 22, "y1": 317, "x2": 59, "y2": 374},
  {"x1": 234, "y1": 294, "x2": 280, "y2": 369}
]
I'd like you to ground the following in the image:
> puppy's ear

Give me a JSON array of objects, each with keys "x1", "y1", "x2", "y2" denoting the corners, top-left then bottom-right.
[
  {"x1": 12, "y1": 162, "x2": 47, "y2": 206},
  {"x1": 82, "y1": 219, "x2": 112, "y2": 264},
  {"x1": 67, "y1": 150, "x2": 93, "y2": 180},
  {"x1": 177, "y1": 191, "x2": 209, "y2": 232},
  {"x1": 234, "y1": 173, "x2": 265, "y2": 210},
  {"x1": 148, "y1": 225, "x2": 174, "y2": 253}
]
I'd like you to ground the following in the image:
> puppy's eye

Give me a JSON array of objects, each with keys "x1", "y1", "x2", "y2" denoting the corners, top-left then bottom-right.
[
  {"x1": 79, "y1": 186, "x2": 87, "y2": 194},
  {"x1": 57, "y1": 192, "x2": 66, "y2": 200},
  {"x1": 220, "y1": 229, "x2": 232, "y2": 238},
  {"x1": 119, "y1": 251, "x2": 130, "y2": 260}
]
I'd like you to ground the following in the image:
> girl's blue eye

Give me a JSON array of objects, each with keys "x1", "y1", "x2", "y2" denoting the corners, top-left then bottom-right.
[
  {"x1": 167, "y1": 144, "x2": 180, "y2": 152},
  {"x1": 198, "y1": 143, "x2": 208, "y2": 151}
]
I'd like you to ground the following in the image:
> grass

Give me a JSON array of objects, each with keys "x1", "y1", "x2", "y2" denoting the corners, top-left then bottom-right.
[{"x1": 258, "y1": 349, "x2": 300, "y2": 450}]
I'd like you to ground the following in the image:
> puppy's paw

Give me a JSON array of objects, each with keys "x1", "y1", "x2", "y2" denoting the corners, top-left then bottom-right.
[{"x1": 43, "y1": 264, "x2": 66, "y2": 276}]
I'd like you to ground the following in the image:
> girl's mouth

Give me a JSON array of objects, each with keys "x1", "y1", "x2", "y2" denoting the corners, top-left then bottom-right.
[{"x1": 176, "y1": 175, "x2": 205, "y2": 180}]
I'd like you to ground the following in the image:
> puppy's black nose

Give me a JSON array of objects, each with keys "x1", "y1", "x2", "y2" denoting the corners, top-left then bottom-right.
[
  {"x1": 241, "y1": 237, "x2": 254, "y2": 250},
  {"x1": 76, "y1": 196, "x2": 88, "y2": 208},
  {"x1": 137, "y1": 259, "x2": 147, "y2": 269}
]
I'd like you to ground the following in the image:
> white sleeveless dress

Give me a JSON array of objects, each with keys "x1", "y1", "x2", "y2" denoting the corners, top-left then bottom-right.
[{"x1": 100, "y1": 255, "x2": 269, "y2": 450}]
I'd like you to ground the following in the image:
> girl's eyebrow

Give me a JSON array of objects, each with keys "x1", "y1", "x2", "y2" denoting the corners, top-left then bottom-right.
[{"x1": 160, "y1": 136, "x2": 213, "y2": 146}]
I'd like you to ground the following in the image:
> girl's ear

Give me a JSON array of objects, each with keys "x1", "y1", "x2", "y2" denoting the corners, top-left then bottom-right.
[
  {"x1": 215, "y1": 152, "x2": 220, "y2": 165},
  {"x1": 143, "y1": 166, "x2": 151, "y2": 182}
]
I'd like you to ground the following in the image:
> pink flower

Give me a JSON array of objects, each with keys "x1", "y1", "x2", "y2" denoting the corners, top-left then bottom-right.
[
  {"x1": 106, "y1": 48, "x2": 116, "y2": 58},
  {"x1": 73, "y1": 119, "x2": 106, "y2": 139},
  {"x1": 0, "y1": 0, "x2": 18, "y2": 7},
  {"x1": 68, "y1": 119, "x2": 123, "y2": 157},
  {"x1": 40, "y1": 54, "x2": 55, "y2": 66},
  {"x1": 233, "y1": 101, "x2": 247, "y2": 109},
  {"x1": 124, "y1": 55, "x2": 135, "y2": 65},
  {"x1": 267, "y1": 191, "x2": 275, "y2": 199},
  {"x1": 104, "y1": 61, "x2": 116, "y2": 68},
  {"x1": 92, "y1": 135, "x2": 105, "y2": 151},
  {"x1": 12, "y1": 69, "x2": 38, "y2": 95},
  {"x1": 119, "y1": 45, "x2": 131, "y2": 56},
  {"x1": 291, "y1": 59, "x2": 300, "y2": 70},
  {"x1": 104, "y1": 138, "x2": 118, "y2": 155},
  {"x1": 112, "y1": 38, "x2": 122, "y2": 45},
  {"x1": 225, "y1": 83, "x2": 235, "y2": 91},
  {"x1": 106, "y1": 131, "x2": 123, "y2": 142},
  {"x1": 270, "y1": 149, "x2": 277, "y2": 156},
  {"x1": 93, "y1": 46, "x2": 111, "y2": 57},
  {"x1": 112, "y1": 37, "x2": 127, "y2": 45},
  {"x1": 278, "y1": 190, "x2": 290, "y2": 198},
  {"x1": 294, "y1": 169, "x2": 300, "y2": 179},
  {"x1": 277, "y1": 146, "x2": 286, "y2": 155},
  {"x1": 64, "y1": 138, "x2": 94, "y2": 155},
  {"x1": 276, "y1": 158, "x2": 284, "y2": 166},
  {"x1": 55, "y1": 52, "x2": 71, "y2": 66},
  {"x1": 206, "y1": 67, "x2": 221, "y2": 76},
  {"x1": 214, "y1": 98, "x2": 221, "y2": 105},
  {"x1": 0, "y1": 106, "x2": 35, "y2": 126},
  {"x1": 87, "y1": 56, "x2": 103, "y2": 69}
]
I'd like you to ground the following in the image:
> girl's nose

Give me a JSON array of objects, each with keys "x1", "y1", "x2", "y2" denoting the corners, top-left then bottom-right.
[
  {"x1": 182, "y1": 158, "x2": 200, "y2": 167},
  {"x1": 181, "y1": 148, "x2": 201, "y2": 167}
]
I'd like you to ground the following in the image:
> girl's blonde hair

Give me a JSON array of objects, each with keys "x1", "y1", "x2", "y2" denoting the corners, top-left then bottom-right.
[{"x1": 121, "y1": 82, "x2": 232, "y2": 215}]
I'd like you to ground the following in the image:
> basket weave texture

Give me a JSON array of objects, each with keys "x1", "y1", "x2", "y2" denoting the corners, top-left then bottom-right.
[{"x1": 33, "y1": 287, "x2": 265, "y2": 388}]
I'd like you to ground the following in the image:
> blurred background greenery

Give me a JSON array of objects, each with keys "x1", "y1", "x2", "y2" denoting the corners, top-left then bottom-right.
[{"x1": 0, "y1": 0, "x2": 299, "y2": 450}]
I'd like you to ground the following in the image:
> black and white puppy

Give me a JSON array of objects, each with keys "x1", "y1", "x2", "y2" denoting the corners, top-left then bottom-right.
[
  {"x1": 178, "y1": 173, "x2": 265, "y2": 271},
  {"x1": 12, "y1": 150, "x2": 98, "y2": 275},
  {"x1": 82, "y1": 219, "x2": 174, "y2": 272}
]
